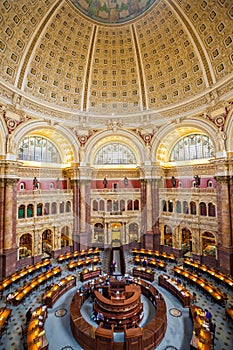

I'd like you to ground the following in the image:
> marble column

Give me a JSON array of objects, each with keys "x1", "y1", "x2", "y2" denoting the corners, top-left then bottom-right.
[
  {"x1": 70, "y1": 179, "x2": 80, "y2": 251},
  {"x1": 152, "y1": 178, "x2": 162, "y2": 250},
  {"x1": 0, "y1": 178, "x2": 18, "y2": 277},
  {"x1": 79, "y1": 179, "x2": 91, "y2": 249},
  {"x1": 215, "y1": 176, "x2": 233, "y2": 275}
]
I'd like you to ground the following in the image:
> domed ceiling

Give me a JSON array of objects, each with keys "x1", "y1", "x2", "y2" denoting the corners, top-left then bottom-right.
[
  {"x1": 70, "y1": 0, "x2": 157, "y2": 24},
  {"x1": 0, "y1": 0, "x2": 232, "y2": 126}
]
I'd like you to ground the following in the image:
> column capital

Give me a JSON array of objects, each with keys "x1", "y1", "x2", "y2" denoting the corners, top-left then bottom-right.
[
  {"x1": 214, "y1": 175, "x2": 231, "y2": 184},
  {"x1": 0, "y1": 177, "x2": 19, "y2": 187}
]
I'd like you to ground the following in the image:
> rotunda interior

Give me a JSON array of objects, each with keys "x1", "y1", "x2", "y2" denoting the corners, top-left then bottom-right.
[{"x1": 0, "y1": 1, "x2": 233, "y2": 348}]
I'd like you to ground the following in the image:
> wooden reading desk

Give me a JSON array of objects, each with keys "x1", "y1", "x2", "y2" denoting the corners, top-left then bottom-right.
[
  {"x1": 173, "y1": 266, "x2": 227, "y2": 306},
  {"x1": 27, "y1": 305, "x2": 48, "y2": 350},
  {"x1": 42, "y1": 275, "x2": 76, "y2": 308},
  {"x1": 0, "y1": 307, "x2": 12, "y2": 338},
  {"x1": 158, "y1": 274, "x2": 191, "y2": 307}
]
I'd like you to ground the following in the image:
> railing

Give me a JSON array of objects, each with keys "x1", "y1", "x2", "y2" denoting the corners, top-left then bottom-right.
[
  {"x1": 17, "y1": 189, "x2": 73, "y2": 196},
  {"x1": 91, "y1": 188, "x2": 141, "y2": 193},
  {"x1": 159, "y1": 188, "x2": 216, "y2": 194}
]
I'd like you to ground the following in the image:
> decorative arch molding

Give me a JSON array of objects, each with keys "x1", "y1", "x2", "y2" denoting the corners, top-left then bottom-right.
[
  {"x1": 0, "y1": 117, "x2": 7, "y2": 156},
  {"x1": 152, "y1": 118, "x2": 218, "y2": 163},
  {"x1": 224, "y1": 106, "x2": 233, "y2": 153},
  {"x1": 84, "y1": 129, "x2": 145, "y2": 166},
  {"x1": 12, "y1": 120, "x2": 80, "y2": 164}
]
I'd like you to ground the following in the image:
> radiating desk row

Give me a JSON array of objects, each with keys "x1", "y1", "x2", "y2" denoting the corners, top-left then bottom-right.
[
  {"x1": 42, "y1": 275, "x2": 76, "y2": 308},
  {"x1": 158, "y1": 274, "x2": 192, "y2": 307},
  {"x1": 11, "y1": 267, "x2": 62, "y2": 305},
  {"x1": 173, "y1": 266, "x2": 227, "y2": 306},
  {"x1": 67, "y1": 256, "x2": 100, "y2": 271},
  {"x1": 57, "y1": 247, "x2": 100, "y2": 263},
  {"x1": 27, "y1": 305, "x2": 48, "y2": 350},
  {"x1": 133, "y1": 256, "x2": 167, "y2": 270},
  {"x1": 183, "y1": 259, "x2": 233, "y2": 289},
  {"x1": 132, "y1": 267, "x2": 155, "y2": 282},
  {"x1": 0, "y1": 307, "x2": 12, "y2": 338},
  {"x1": 0, "y1": 259, "x2": 51, "y2": 293},
  {"x1": 132, "y1": 248, "x2": 177, "y2": 262},
  {"x1": 189, "y1": 305, "x2": 212, "y2": 350}
]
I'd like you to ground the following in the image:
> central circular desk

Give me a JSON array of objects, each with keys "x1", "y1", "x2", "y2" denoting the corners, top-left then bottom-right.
[{"x1": 70, "y1": 277, "x2": 167, "y2": 350}]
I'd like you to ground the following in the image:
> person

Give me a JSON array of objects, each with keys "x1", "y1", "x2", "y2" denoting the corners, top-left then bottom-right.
[
  {"x1": 205, "y1": 309, "x2": 212, "y2": 321},
  {"x1": 6, "y1": 292, "x2": 13, "y2": 304},
  {"x1": 112, "y1": 260, "x2": 116, "y2": 272},
  {"x1": 26, "y1": 307, "x2": 32, "y2": 324}
]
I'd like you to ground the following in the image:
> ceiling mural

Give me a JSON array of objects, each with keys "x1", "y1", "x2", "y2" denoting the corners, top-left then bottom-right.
[{"x1": 70, "y1": 0, "x2": 157, "y2": 24}]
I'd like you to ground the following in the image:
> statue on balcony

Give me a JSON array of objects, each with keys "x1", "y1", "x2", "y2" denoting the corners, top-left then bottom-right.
[
  {"x1": 33, "y1": 177, "x2": 39, "y2": 190},
  {"x1": 171, "y1": 176, "x2": 176, "y2": 188},
  {"x1": 103, "y1": 176, "x2": 108, "y2": 188},
  {"x1": 124, "y1": 176, "x2": 128, "y2": 187},
  {"x1": 194, "y1": 175, "x2": 200, "y2": 187}
]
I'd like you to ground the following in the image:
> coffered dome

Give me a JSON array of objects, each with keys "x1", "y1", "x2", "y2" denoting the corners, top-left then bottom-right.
[{"x1": 0, "y1": 0, "x2": 232, "y2": 126}]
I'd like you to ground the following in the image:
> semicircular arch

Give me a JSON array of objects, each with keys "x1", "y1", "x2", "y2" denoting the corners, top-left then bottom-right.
[
  {"x1": 151, "y1": 119, "x2": 218, "y2": 164},
  {"x1": 84, "y1": 130, "x2": 145, "y2": 166},
  {"x1": 13, "y1": 121, "x2": 80, "y2": 164}
]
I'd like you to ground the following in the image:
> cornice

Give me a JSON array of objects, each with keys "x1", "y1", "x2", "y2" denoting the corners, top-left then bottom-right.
[{"x1": 0, "y1": 77, "x2": 232, "y2": 129}]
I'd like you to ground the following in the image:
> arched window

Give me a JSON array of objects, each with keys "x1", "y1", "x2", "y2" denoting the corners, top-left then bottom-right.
[
  {"x1": 19, "y1": 182, "x2": 25, "y2": 190},
  {"x1": 162, "y1": 200, "x2": 167, "y2": 212},
  {"x1": 18, "y1": 136, "x2": 61, "y2": 163},
  {"x1": 42, "y1": 229, "x2": 53, "y2": 255},
  {"x1": 93, "y1": 200, "x2": 98, "y2": 211},
  {"x1": 61, "y1": 226, "x2": 70, "y2": 247},
  {"x1": 127, "y1": 200, "x2": 132, "y2": 210},
  {"x1": 129, "y1": 223, "x2": 139, "y2": 242},
  {"x1": 208, "y1": 202, "x2": 216, "y2": 217},
  {"x1": 164, "y1": 225, "x2": 172, "y2": 246},
  {"x1": 176, "y1": 201, "x2": 181, "y2": 213},
  {"x1": 27, "y1": 204, "x2": 33, "y2": 218},
  {"x1": 207, "y1": 180, "x2": 213, "y2": 188},
  {"x1": 183, "y1": 201, "x2": 189, "y2": 214},
  {"x1": 94, "y1": 223, "x2": 104, "y2": 242},
  {"x1": 18, "y1": 205, "x2": 25, "y2": 219},
  {"x1": 107, "y1": 200, "x2": 112, "y2": 211},
  {"x1": 190, "y1": 201, "x2": 196, "y2": 215},
  {"x1": 113, "y1": 200, "x2": 119, "y2": 212},
  {"x1": 94, "y1": 143, "x2": 136, "y2": 165},
  {"x1": 200, "y1": 202, "x2": 207, "y2": 216},
  {"x1": 99, "y1": 199, "x2": 104, "y2": 211},
  {"x1": 66, "y1": 201, "x2": 71, "y2": 212},
  {"x1": 44, "y1": 203, "x2": 49, "y2": 215},
  {"x1": 202, "y1": 232, "x2": 216, "y2": 258},
  {"x1": 120, "y1": 200, "x2": 125, "y2": 211},
  {"x1": 19, "y1": 233, "x2": 32, "y2": 259},
  {"x1": 182, "y1": 228, "x2": 192, "y2": 255},
  {"x1": 37, "y1": 203, "x2": 43, "y2": 216},
  {"x1": 51, "y1": 202, "x2": 57, "y2": 214},
  {"x1": 170, "y1": 134, "x2": 214, "y2": 161},
  {"x1": 168, "y1": 200, "x2": 173, "y2": 212},
  {"x1": 60, "y1": 201, "x2": 65, "y2": 213},
  {"x1": 134, "y1": 199, "x2": 139, "y2": 210}
]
